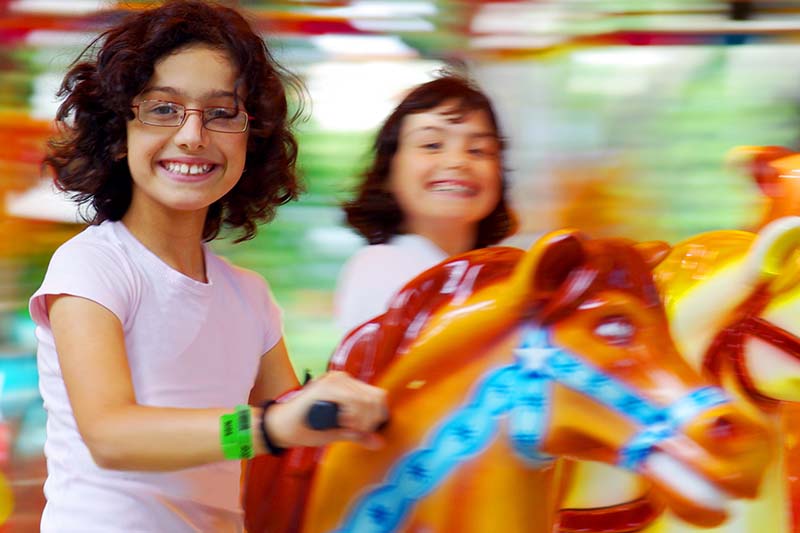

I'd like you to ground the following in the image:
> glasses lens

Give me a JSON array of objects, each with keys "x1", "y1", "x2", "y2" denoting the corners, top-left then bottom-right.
[
  {"x1": 204, "y1": 108, "x2": 248, "y2": 133},
  {"x1": 139, "y1": 101, "x2": 183, "y2": 126}
]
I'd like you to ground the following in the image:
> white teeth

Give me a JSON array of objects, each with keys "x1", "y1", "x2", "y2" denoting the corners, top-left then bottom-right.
[
  {"x1": 429, "y1": 183, "x2": 475, "y2": 194},
  {"x1": 164, "y1": 162, "x2": 213, "y2": 175}
]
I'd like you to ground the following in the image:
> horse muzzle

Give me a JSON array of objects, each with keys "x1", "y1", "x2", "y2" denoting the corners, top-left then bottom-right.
[{"x1": 640, "y1": 404, "x2": 772, "y2": 527}]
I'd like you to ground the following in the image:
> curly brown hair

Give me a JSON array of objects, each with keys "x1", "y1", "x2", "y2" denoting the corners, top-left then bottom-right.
[
  {"x1": 44, "y1": 0, "x2": 303, "y2": 242},
  {"x1": 343, "y1": 74, "x2": 517, "y2": 248}
]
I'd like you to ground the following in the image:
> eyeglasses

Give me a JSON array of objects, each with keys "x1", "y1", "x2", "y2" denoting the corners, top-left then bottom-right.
[{"x1": 131, "y1": 100, "x2": 252, "y2": 133}]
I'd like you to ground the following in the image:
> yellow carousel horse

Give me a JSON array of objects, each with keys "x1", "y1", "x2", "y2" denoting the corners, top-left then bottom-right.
[
  {"x1": 244, "y1": 230, "x2": 770, "y2": 533},
  {"x1": 730, "y1": 146, "x2": 800, "y2": 532}
]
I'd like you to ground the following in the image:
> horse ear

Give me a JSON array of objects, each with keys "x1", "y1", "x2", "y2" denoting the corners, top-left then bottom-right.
[
  {"x1": 634, "y1": 241, "x2": 671, "y2": 268},
  {"x1": 726, "y1": 145, "x2": 794, "y2": 197},
  {"x1": 511, "y1": 229, "x2": 586, "y2": 297}
]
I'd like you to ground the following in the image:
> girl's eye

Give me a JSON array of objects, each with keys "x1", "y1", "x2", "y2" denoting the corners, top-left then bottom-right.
[
  {"x1": 469, "y1": 143, "x2": 498, "y2": 157},
  {"x1": 151, "y1": 104, "x2": 179, "y2": 116},
  {"x1": 206, "y1": 107, "x2": 237, "y2": 120},
  {"x1": 422, "y1": 142, "x2": 442, "y2": 150}
]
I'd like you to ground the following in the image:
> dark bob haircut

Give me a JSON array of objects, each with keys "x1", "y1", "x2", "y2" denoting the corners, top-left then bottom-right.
[
  {"x1": 44, "y1": 0, "x2": 302, "y2": 242},
  {"x1": 343, "y1": 74, "x2": 517, "y2": 248}
]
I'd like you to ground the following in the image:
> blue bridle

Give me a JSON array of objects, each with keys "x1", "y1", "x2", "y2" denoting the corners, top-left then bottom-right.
[{"x1": 332, "y1": 325, "x2": 731, "y2": 533}]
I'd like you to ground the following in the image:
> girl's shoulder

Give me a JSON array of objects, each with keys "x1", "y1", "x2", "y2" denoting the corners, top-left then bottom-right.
[
  {"x1": 31, "y1": 222, "x2": 138, "y2": 329},
  {"x1": 50, "y1": 221, "x2": 130, "y2": 270},
  {"x1": 205, "y1": 254, "x2": 280, "y2": 327},
  {"x1": 350, "y1": 237, "x2": 446, "y2": 281},
  {"x1": 346, "y1": 235, "x2": 446, "y2": 267},
  {"x1": 206, "y1": 253, "x2": 274, "y2": 299},
  {"x1": 208, "y1": 253, "x2": 265, "y2": 284},
  {"x1": 346, "y1": 242, "x2": 407, "y2": 264}
]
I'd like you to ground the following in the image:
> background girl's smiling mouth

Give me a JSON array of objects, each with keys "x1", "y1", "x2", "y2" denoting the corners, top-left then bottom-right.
[{"x1": 426, "y1": 179, "x2": 480, "y2": 197}]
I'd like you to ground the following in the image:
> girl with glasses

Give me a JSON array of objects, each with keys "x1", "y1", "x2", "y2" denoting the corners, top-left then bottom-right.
[{"x1": 29, "y1": 1, "x2": 386, "y2": 531}]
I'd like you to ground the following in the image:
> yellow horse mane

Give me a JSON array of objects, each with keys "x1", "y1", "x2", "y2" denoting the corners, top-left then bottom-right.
[{"x1": 655, "y1": 230, "x2": 755, "y2": 316}]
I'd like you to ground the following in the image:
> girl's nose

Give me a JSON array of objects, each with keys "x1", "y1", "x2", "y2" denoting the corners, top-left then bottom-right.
[
  {"x1": 173, "y1": 110, "x2": 207, "y2": 151},
  {"x1": 443, "y1": 146, "x2": 467, "y2": 169}
]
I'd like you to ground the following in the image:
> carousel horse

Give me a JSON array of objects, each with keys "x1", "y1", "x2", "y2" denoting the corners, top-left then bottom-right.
[
  {"x1": 729, "y1": 145, "x2": 800, "y2": 532},
  {"x1": 558, "y1": 215, "x2": 800, "y2": 533},
  {"x1": 244, "y1": 230, "x2": 770, "y2": 533}
]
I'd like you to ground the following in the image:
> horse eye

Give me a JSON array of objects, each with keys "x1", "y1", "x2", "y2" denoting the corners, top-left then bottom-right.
[{"x1": 594, "y1": 316, "x2": 635, "y2": 345}]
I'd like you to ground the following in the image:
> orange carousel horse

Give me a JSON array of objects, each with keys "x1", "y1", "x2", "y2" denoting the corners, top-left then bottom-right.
[{"x1": 244, "y1": 230, "x2": 770, "y2": 533}]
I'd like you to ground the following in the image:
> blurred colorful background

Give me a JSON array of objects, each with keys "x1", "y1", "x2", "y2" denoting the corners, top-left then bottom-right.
[{"x1": 2, "y1": 0, "x2": 800, "y2": 529}]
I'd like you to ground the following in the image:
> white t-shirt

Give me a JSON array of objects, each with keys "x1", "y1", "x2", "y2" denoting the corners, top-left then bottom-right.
[
  {"x1": 29, "y1": 220, "x2": 283, "y2": 532},
  {"x1": 334, "y1": 234, "x2": 448, "y2": 334}
]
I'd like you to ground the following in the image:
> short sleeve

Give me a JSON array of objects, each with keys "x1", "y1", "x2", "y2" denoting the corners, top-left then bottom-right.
[
  {"x1": 230, "y1": 265, "x2": 284, "y2": 355},
  {"x1": 260, "y1": 279, "x2": 283, "y2": 354},
  {"x1": 29, "y1": 240, "x2": 136, "y2": 330}
]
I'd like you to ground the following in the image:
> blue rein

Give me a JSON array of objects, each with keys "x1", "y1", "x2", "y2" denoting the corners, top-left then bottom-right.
[{"x1": 333, "y1": 326, "x2": 730, "y2": 533}]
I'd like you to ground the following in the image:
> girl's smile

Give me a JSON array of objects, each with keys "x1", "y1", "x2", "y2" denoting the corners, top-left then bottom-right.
[
  {"x1": 158, "y1": 158, "x2": 220, "y2": 183},
  {"x1": 426, "y1": 179, "x2": 482, "y2": 197}
]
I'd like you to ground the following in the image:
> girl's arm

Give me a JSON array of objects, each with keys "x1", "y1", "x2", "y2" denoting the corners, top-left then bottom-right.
[
  {"x1": 48, "y1": 294, "x2": 386, "y2": 472},
  {"x1": 248, "y1": 338, "x2": 300, "y2": 404}
]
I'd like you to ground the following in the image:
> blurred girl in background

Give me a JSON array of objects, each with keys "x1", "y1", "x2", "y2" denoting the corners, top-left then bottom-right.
[{"x1": 335, "y1": 74, "x2": 517, "y2": 333}]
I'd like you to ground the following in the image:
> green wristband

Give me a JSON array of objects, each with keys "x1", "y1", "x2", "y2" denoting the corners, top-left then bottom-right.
[
  {"x1": 219, "y1": 406, "x2": 255, "y2": 460},
  {"x1": 220, "y1": 413, "x2": 240, "y2": 460},
  {"x1": 235, "y1": 405, "x2": 254, "y2": 459}
]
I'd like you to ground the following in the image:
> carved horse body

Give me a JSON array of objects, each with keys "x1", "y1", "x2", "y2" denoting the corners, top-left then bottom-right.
[{"x1": 245, "y1": 231, "x2": 770, "y2": 533}]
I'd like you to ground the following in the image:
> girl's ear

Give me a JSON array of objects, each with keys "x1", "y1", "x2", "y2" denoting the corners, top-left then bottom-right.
[{"x1": 112, "y1": 142, "x2": 127, "y2": 161}]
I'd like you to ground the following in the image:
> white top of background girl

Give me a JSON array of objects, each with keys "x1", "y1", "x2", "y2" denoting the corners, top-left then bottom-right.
[{"x1": 335, "y1": 234, "x2": 448, "y2": 334}]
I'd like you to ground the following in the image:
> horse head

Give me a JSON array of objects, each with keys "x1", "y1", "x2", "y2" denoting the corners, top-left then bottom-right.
[
  {"x1": 518, "y1": 231, "x2": 769, "y2": 526},
  {"x1": 728, "y1": 145, "x2": 800, "y2": 230}
]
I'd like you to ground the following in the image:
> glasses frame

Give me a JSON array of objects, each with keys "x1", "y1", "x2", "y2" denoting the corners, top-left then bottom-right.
[{"x1": 131, "y1": 100, "x2": 254, "y2": 133}]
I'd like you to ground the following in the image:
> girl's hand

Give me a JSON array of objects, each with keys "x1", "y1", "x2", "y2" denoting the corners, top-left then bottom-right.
[{"x1": 263, "y1": 371, "x2": 388, "y2": 450}]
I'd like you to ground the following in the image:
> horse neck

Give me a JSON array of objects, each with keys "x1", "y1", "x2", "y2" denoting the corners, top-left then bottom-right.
[
  {"x1": 668, "y1": 258, "x2": 756, "y2": 372},
  {"x1": 712, "y1": 354, "x2": 781, "y2": 418},
  {"x1": 760, "y1": 187, "x2": 800, "y2": 230}
]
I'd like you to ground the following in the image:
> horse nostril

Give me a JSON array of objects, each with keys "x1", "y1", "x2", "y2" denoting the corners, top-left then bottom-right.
[
  {"x1": 708, "y1": 415, "x2": 736, "y2": 440},
  {"x1": 687, "y1": 410, "x2": 770, "y2": 457}
]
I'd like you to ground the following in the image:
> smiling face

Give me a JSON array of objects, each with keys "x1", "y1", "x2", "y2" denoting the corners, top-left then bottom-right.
[
  {"x1": 387, "y1": 101, "x2": 502, "y2": 238},
  {"x1": 125, "y1": 44, "x2": 248, "y2": 220}
]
